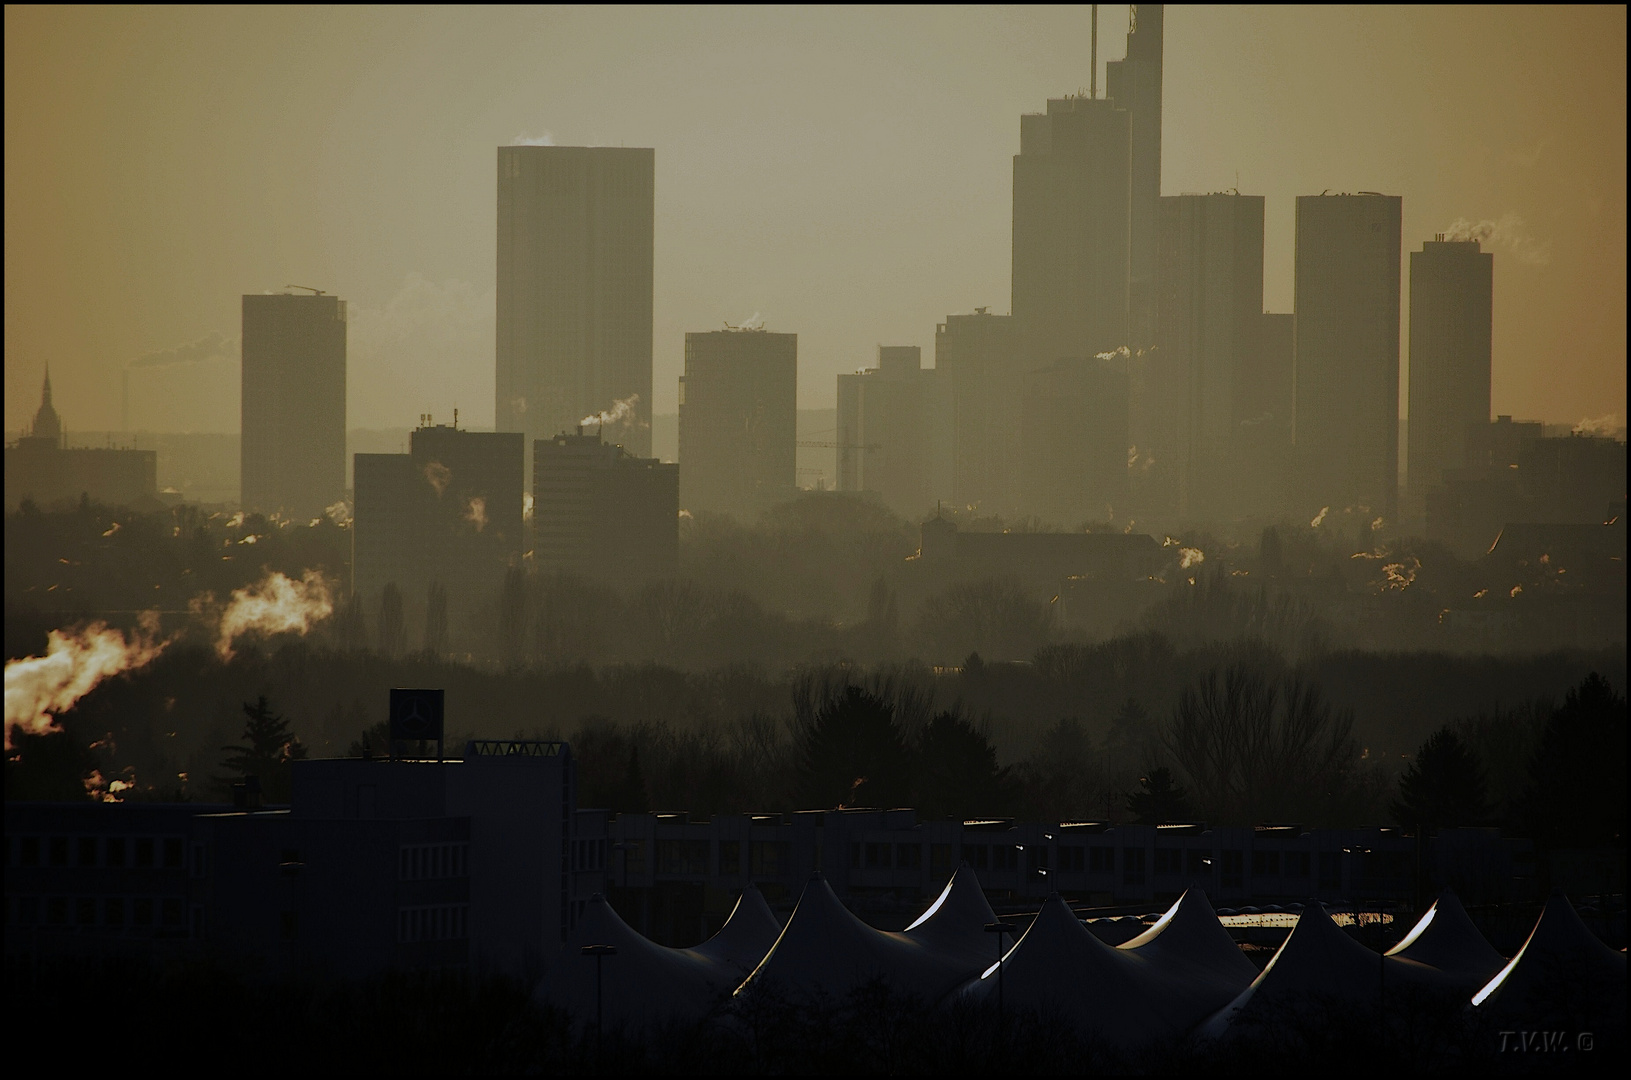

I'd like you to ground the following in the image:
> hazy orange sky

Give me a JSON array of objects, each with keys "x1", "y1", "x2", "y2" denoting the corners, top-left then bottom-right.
[{"x1": 5, "y1": 5, "x2": 1625, "y2": 436}]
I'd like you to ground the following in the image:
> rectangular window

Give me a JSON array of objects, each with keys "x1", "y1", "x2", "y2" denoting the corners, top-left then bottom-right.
[
  {"x1": 961, "y1": 844, "x2": 989, "y2": 870},
  {"x1": 76, "y1": 897, "x2": 97, "y2": 925},
  {"x1": 865, "y1": 842, "x2": 891, "y2": 869},
  {"x1": 1123, "y1": 847, "x2": 1147, "y2": 885},
  {"x1": 850, "y1": 843, "x2": 863, "y2": 870},
  {"x1": 133, "y1": 898, "x2": 154, "y2": 926},
  {"x1": 1221, "y1": 850, "x2": 1244, "y2": 888},
  {"x1": 720, "y1": 840, "x2": 742, "y2": 875},
  {"x1": 1286, "y1": 851, "x2": 1311, "y2": 879},
  {"x1": 19, "y1": 896, "x2": 39, "y2": 925},
  {"x1": 624, "y1": 839, "x2": 647, "y2": 876},
  {"x1": 1089, "y1": 846, "x2": 1115, "y2": 874},
  {"x1": 1187, "y1": 849, "x2": 1211, "y2": 875},
  {"x1": 992, "y1": 845, "x2": 1017, "y2": 871},
  {"x1": 78, "y1": 837, "x2": 99, "y2": 867},
  {"x1": 1318, "y1": 851, "x2": 1341, "y2": 888},
  {"x1": 49, "y1": 837, "x2": 69, "y2": 867},
  {"x1": 105, "y1": 897, "x2": 125, "y2": 928},
  {"x1": 930, "y1": 844, "x2": 955, "y2": 873},
  {"x1": 162, "y1": 898, "x2": 184, "y2": 927},
  {"x1": 280, "y1": 910, "x2": 298, "y2": 941},
  {"x1": 47, "y1": 897, "x2": 68, "y2": 925},
  {"x1": 163, "y1": 839, "x2": 184, "y2": 869},
  {"x1": 750, "y1": 841, "x2": 784, "y2": 877},
  {"x1": 134, "y1": 839, "x2": 155, "y2": 868},
  {"x1": 683, "y1": 839, "x2": 709, "y2": 875},
  {"x1": 21, "y1": 837, "x2": 40, "y2": 867},
  {"x1": 1154, "y1": 848, "x2": 1182, "y2": 876},
  {"x1": 1060, "y1": 846, "x2": 1085, "y2": 872},
  {"x1": 896, "y1": 844, "x2": 921, "y2": 869}
]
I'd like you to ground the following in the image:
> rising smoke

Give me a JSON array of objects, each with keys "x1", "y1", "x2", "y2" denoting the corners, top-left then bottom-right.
[
  {"x1": 580, "y1": 393, "x2": 645, "y2": 430},
  {"x1": 1443, "y1": 213, "x2": 1551, "y2": 267},
  {"x1": 129, "y1": 331, "x2": 238, "y2": 370},
  {"x1": 423, "y1": 461, "x2": 452, "y2": 496},
  {"x1": 5, "y1": 569, "x2": 337, "y2": 752},
  {"x1": 464, "y1": 496, "x2": 488, "y2": 532}
]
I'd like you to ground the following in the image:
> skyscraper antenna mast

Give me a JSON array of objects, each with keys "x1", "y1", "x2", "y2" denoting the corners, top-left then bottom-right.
[{"x1": 1090, "y1": 5, "x2": 1098, "y2": 99}]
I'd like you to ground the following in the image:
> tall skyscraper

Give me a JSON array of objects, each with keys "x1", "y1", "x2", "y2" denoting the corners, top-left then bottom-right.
[
  {"x1": 678, "y1": 328, "x2": 797, "y2": 518},
  {"x1": 835, "y1": 346, "x2": 946, "y2": 518},
  {"x1": 241, "y1": 291, "x2": 346, "y2": 518},
  {"x1": 1235, "y1": 311, "x2": 1295, "y2": 518},
  {"x1": 1293, "y1": 194, "x2": 1403, "y2": 523},
  {"x1": 1407, "y1": 237, "x2": 1493, "y2": 509},
  {"x1": 1152, "y1": 193, "x2": 1265, "y2": 521},
  {"x1": 1106, "y1": 4, "x2": 1165, "y2": 351},
  {"x1": 934, "y1": 309, "x2": 1021, "y2": 516},
  {"x1": 1019, "y1": 356, "x2": 1130, "y2": 526},
  {"x1": 1012, "y1": 96, "x2": 1131, "y2": 368},
  {"x1": 496, "y1": 145, "x2": 655, "y2": 486}
]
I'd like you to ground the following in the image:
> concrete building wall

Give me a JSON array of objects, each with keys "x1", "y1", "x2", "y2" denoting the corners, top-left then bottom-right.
[
  {"x1": 678, "y1": 329, "x2": 796, "y2": 518},
  {"x1": 533, "y1": 432, "x2": 678, "y2": 580},
  {"x1": 1293, "y1": 194, "x2": 1402, "y2": 524},
  {"x1": 935, "y1": 311, "x2": 1021, "y2": 516},
  {"x1": 1408, "y1": 238, "x2": 1493, "y2": 510},
  {"x1": 241, "y1": 293, "x2": 346, "y2": 519}
]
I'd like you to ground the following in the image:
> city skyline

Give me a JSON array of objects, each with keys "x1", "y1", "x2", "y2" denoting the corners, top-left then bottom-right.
[{"x1": 5, "y1": 5, "x2": 1624, "y2": 437}]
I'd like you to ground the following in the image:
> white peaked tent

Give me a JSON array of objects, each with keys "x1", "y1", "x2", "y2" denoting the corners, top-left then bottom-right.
[
  {"x1": 956, "y1": 893, "x2": 1181, "y2": 1049},
  {"x1": 1120, "y1": 889, "x2": 1260, "y2": 1021},
  {"x1": 734, "y1": 872, "x2": 975, "y2": 1004},
  {"x1": 690, "y1": 882, "x2": 783, "y2": 977},
  {"x1": 534, "y1": 893, "x2": 744, "y2": 1030},
  {"x1": 1197, "y1": 901, "x2": 1447, "y2": 1041},
  {"x1": 902, "y1": 864, "x2": 1012, "y2": 969},
  {"x1": 1471, "y1": 891, "x2": 1627, "y2": 1026},
  {"x1": 1384, "y1": 888, "x2": 1505, "y2": 989}
]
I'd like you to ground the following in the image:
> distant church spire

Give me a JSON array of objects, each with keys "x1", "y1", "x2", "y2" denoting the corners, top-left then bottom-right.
[{"x1": 31, "y1": 365, "x2": 63, "y2": 447}]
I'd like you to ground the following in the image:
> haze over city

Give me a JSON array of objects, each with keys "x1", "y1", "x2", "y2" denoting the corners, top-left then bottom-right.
[
  {"x1": 5, "y1": 5, "x2": 1624, "y2": 435},
  {"x1": 4, "y1": 5, "x2": 1625, "y2": 1074}
]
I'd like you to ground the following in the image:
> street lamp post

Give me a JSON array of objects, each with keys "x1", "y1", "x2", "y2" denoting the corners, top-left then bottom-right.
[
  {"x1": 983, "y1": 920, "x2": 1017, "y2": 1037},
  {"x1": 581, "y1": 943, "x2": 617, "y2": 1071}
]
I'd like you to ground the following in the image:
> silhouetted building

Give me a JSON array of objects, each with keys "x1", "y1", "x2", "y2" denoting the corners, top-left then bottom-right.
[
  {"x1": 241, "y1": 291, "x2": 346, "y2": 519},
  {"x1": 1408, "y1": 237, "x2": 1493, "y2": 513},
  {"x1": 1426, "y1": 416, "x2": 1627, "y2": 556},
  {"x1": 934, "y1": 310, "x2": 1021, "y2": 516},
  {"x1": 1106, "y1": 4, "x2": 1164, "y2": 350},
  {"x1": 1150, "y1": 193, "x2": 1266, "y2": 522},
  {"x1": 1234, "y1": 312, "x2": 1296, "y2": 519},
  {"x1": 5, "y1": 371, "x2": 157, "y2": 511},
  {"x1": 496, "y1": 145, "x2": 655, "y2": 482},
  {"x1": 1293, "y1": 194, "x2": 1402, "y2": 524},
  {"x1": 835, "y1": 346, "x2": 947, "y2": 517},
  {"x1": 1012, "y1": 96, "x2": 1131, "y2": 368},
  {"x1": 1019, "y1": 357, "x2": 1130, "y2": 526},
  {"x1": 352, "y1": 423, "x2": 524, "y2": 649},
  {"x1": 678, "y1": 328, "x2": 796, "y2": 518},
  {"x1": 533, "y1": 430, "x2": 678, "y2": 579}
]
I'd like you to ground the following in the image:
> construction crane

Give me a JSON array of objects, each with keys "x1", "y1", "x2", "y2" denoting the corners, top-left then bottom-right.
[
  {"x1": 285, "y1": 284, "x2": 327, "y2": 295},
  {"x1": 796, "y1": 440, "x2": 880, "y2": 450}
]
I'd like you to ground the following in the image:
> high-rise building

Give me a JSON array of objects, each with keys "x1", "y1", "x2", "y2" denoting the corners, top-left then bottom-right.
[
  {"x1": 352, "y1": 423, "x2": 524, "y2": 650},
  {"x1": 1293, "y1": 194, "x2": 1403, "y2": 524},
  {"x1": 1106, "y1": 4, "x2": 1164, "y2": 351},
  {"x1": 1407, "y1": 237, "x2": 1493, "y2": 511},
  {"x1": 241, "y1": 291, "x2": 346, "y2": 519},
  {"x1": 533, "y1": 430, "x2": 678, "y2": 580},
  {"x1": 678, "y1": 329, "x2": 797, "y2": 518},
  {"x1": 835, "y1": 346, "x2": 947, "y2": 518},
  {"x1": 496, "y1": 146, "x2": 655, "y2": 486},
  {"x1": 1019, "y1": 357, "x2": 1130, "y2": 526},
  {"x1": 1234, "y1": 312, "x2": 1295, "y2": 519},
  {"x1": 1012, "y1": 97, "x2": 1131, "y2": 368},
  {"x1": 934, "y1": 310, "x2": 1021, "y2": 516},
  {"x1": 1151, "y1": 193, "x2": 1265, "y2": 521}
]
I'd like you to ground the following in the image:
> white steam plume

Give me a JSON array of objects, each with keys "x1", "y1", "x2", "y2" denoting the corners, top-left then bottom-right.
[
  {"x1": 512, "y1": 132, "x2": 555, "y2": 146},
  {"x1": 423, "y1": 461, "x2": 452, "y2": 496},
  {"x1": 1443, "y1": 213, "x2": 1551, "y2": 266},
  {"x1": 464, "y1": 496, "x2": 488, "y2": 532},
  {"x1": 207, "y1": 570, "x2": 335, "y2": 661},
  {"x1": 129, "y1": 332, "x2": 239, "y2": 371},
  {"x1": 737, "y1": 312, "x2": 765, "y2": 330},
  {"x1": 1311, "y1": 506, "x2": 1330, "y2": 527},
  {"x1": 1179, "y1": 547, "x2": 1205, "y2": 570},
  {"x1": 1573, "y1": 414, "x2": 1623, "y2": 438},
  {"x1": 4, "y1": 615, "x2": 166, "y2": 750},
  {"x1": 581, "y1": 393, "x2": 644, "y2": 430}
]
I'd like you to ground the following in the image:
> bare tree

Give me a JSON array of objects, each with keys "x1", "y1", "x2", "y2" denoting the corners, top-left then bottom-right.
[
  {"x1": 1163, "y1": 664, "x2": 1365, "y2": 825},
  {"x1": 378, "y1": 582, "x2": 404, "y2": 659},
  {"x1": 424, "y1": 579, "x2": 448, "y2": 656}
]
